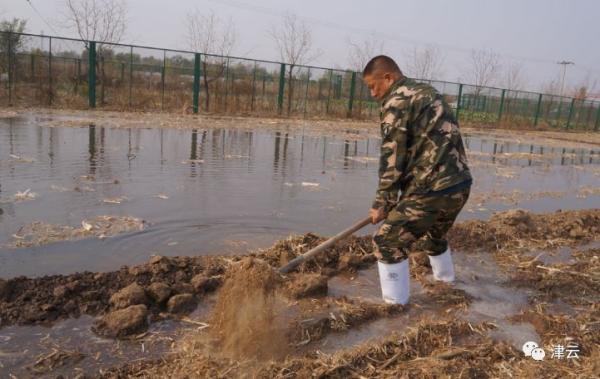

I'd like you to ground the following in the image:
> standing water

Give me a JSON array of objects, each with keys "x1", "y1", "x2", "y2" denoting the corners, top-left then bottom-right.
[{"x1": 1, "y1": 114, "x2": 599, "y2": 277}]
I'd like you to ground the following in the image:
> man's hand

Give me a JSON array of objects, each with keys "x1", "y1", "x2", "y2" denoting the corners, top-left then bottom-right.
[{"x1": 369, "y1": 207, "x2": 387, "y2": 224}]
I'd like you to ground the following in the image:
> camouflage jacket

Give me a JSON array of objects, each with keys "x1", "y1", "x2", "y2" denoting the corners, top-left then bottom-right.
[{"x1": 372, "y1": 77, "x2": 472, "y2": 210}]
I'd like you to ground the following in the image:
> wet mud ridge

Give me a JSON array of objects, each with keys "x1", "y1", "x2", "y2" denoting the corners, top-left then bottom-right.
[{"x1": 0, "y1": 208, "x2": 599, "y2": 377}]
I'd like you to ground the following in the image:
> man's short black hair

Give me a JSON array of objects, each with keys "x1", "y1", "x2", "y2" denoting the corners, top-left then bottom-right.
[{"x1": 363, "y1": 55, "x2": 402, "y2": 77}]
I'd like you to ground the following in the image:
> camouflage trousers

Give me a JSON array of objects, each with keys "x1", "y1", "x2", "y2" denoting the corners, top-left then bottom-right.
[{"x1": 372, "y1": 187, "x2": 470, "y2": 264}]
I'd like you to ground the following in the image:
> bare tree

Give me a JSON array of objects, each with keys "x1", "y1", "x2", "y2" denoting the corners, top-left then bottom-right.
[
  {"x1": 405, "y1": 45, "x2": 445, "y2": 81},
  {"x1": 540, "y1": 77, "x2": 561, "y2": 96},
  {"x1": 0, "y1": 18, "x2": 27, "y2": 52},
  {"x1": 63, "y1": 0, "x2": 127, "y2": 105},
  {"x1": 64, "y1": 0, "x2": 127, "y2": 45},
  {"x1": 571, "y1": 72, "x2": 598, "y2": 100},
  {"x1": 185, "y1": 9, "x2": 236, "y2": 110},
  {"x1": 1, "y1": 18, "x2": 27, "y2": 103},
  {"x1": 270, "y1": 13, "x2": 319, "y2": 115},
  {"x1": 347, "y1": 33, "x2": 384, "y2": 72},
  {"x1": 462, "y1": 49, "x2": 501, "y2": 95},
  {"x1": 502, "y1": 61, "x2": 526, "y2": 91}
]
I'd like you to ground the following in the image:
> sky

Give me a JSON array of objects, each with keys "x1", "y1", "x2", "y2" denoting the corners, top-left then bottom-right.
[{"x1": 3, "y1": 0, "x2": 599, "y2": 96}]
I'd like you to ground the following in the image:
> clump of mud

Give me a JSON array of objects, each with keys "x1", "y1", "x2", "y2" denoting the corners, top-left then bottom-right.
[
  {"x1": 209, "y1": 258, "x2": 289, "y2": 360},
  {"x1": 0, "y1": 255, "x2": 223, "y2": 329},
  {"x1": 10, "y1": 215, "x2": 145, "y2": 248}
]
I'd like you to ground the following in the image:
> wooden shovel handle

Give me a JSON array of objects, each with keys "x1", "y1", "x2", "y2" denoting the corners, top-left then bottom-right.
[{"x1": 278, "y1": 216, "x2": 372, "y2": 274}]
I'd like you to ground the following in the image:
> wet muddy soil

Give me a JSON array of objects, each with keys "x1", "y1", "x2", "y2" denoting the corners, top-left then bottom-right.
[{"x1": 1, "y1": 208, "x2": 599, "y2": 377}]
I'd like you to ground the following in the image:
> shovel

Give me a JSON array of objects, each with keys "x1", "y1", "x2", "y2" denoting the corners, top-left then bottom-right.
[{"x1": 278, "y1": 216, "x2": 372, "y2": 274}]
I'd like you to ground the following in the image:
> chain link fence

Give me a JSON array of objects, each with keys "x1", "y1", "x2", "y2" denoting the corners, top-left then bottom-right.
[{"x1": 2, "y1": 31, "x2": 599, "y2": 130}]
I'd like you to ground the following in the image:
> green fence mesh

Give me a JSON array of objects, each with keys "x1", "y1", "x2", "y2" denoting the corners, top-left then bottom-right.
[{"x1": 1, "y1": 31, "x2": 599, "y2": 130}]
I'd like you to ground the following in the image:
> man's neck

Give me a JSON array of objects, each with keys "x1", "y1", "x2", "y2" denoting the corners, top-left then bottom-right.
[{"x1": 381, "y1": 76, "x2": 407, "y2": 101}]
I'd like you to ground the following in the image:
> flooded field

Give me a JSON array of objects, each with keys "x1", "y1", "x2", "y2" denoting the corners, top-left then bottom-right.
[
  {"x1": 1, "y1": 112, "x2": 599, "y2": 378},
  {"x1": 1, "y1": 114, "x2": 599, "y2": 278}
]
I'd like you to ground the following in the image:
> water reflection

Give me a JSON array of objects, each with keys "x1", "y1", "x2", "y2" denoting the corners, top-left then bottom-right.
[
  {"x1": 274, "y1": 131, "x2": 280, "y2": 172},
  {"x1": 464, "y1": 137, "x2": 600, "y2": 166},
  {"x1": 89, "y1": 125, "x2": 96, "y2": 175},
  {"x1": 0, "y1": 116, "x2": 598, "y2": 277}
]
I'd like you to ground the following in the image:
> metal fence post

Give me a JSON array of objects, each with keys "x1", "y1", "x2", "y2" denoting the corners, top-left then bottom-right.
[
  {"x1": 533, "y1": 93, "x2": 543, "y2": 126},
  {"x1": 594, "y1": 103, "x2": 600, "y2": 131},
  {"x1": 128, "y1": 46, "x2": 133, "y2": 108},
  {"x1": 303, "y1": 68, "x2": 310, "y2": 117},
  {"x1": 357, "y1": 80, "x2": 364, "y2": 118},
  {"x1": 347, "y1": 71, "x2": 356, "y2": 118},
  {"x1": 497, "y1": 89, "x2": 505, "y2": 122},
  {"x1": 224, "y1": 58, "x2": 230, "y2": 111},
  {"x1": 277, "y1": 63, "x2": 285, "y2": 114},
  {"x1": 524, "y1": 97, "x2": 531, "y2": 121},
  {"x1": 74, "y1": 58, "x2": 80, "y2": 94},
  {"x1": 456, "y1": 84, "x2": 463, "y2": 121},
  {"x1": 584, "y1": 100, "x2": 594, "y2": 129},
  {"x1": 31, "y1": 54, "x2": 35, "y2": 79},
  {"x1": 555, "y1": 99, "x2": 563, "y2": 127},
  {"x1": 7, "y1": 32, "x2": 12, "y2": 106},
  {"x1": 161, "y1": 50, "x2": 166, "y2": 110},
  {"x1": 566, "y1": 98, "x2": 576, "y2": 129},
  {"x1": 575, "y1": 99, "x2": 585, "y2": 129},
  {"x1": 192, "y1": 53, "x2": 200, "y2": 114},
  {"x1": 326, "y1": 69, "x2": 332, "y2": 114},
  {"x1": 88, "y1": 41, "x2": 96, "y2": 108},
  {"x1": 48, "y1": 36, "x2": 53, "y2": 105},
  {"x1": 250, "y1": 62, "x2": 257, "y2": 112}
]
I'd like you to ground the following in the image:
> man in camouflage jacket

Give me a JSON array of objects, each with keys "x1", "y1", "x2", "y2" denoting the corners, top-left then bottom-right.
[{"x1": 362, "y1": 55, "x2": 472, "y2": 305}]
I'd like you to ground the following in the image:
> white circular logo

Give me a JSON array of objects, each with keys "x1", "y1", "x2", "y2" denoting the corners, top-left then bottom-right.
[
  {"x1": 522, "y1": 341, "x2": 538, "y2": 357},
  {"x1": 531, "y1": 347, "x2": 546, "y2": 361}
]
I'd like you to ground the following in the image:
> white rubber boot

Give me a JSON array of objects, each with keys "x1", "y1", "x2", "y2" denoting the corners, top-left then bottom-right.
[
  {"x1": 428, "y1": 248, "x2": 455, "y2": 282},
  {"x1": 377, "y1": 259, "x2": 409, "y2": 305}
]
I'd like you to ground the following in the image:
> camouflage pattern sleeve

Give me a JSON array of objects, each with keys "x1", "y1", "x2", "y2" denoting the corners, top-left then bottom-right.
[{"x1": 372, "y1": 103, "x2": 408, "y2": 210}]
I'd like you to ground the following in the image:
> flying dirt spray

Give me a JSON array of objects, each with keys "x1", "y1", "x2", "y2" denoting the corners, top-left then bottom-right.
[
  {"x1": 209, "y1": 217, "x2": 371, "y2": 359},
  {"x1": 209, "y1": 258, "x2": 289, "y2": 360}
]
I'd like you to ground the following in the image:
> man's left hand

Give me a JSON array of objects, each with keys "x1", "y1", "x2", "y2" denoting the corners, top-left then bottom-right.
[{"x1": 369, "y1": 207, "x2": 387, "y2": 224}]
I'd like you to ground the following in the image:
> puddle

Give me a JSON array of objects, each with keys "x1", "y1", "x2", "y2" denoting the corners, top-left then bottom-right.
[
  {"x1": 488, "y1": 321, "x2": 540, "y2": 350},
  {"x1": 0, "y1": 298, "x2": 215, "y2": 377},
  {"x1": 328, "y1": 266, "x2": 382, "y2": 302},
  {"x1": 526, "y1": 240, "x2": 600, "y2": 265},
  {"x1": 0, "y1": 316, "x2": 181, "y2": 377},
  {"x1": 324, "y1": 251, "x2": 553, "y2": 353},
  {"x1": 526, "y1": 246, "x2": 576, "y2": 265},
  {"x1": 318, "y1": 268, "x2": 432, "y2": 353}
]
